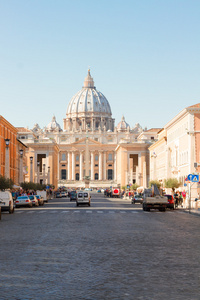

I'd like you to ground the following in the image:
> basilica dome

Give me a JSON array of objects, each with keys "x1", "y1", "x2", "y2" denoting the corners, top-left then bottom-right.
[
  {"x1": 46, "y1": 116, "x2": 62, "y2": 132},
  {"x1": 117, "y1": 116, "x2": 130, "y2": 132},
  {"x1": 64, "y1": 70, "x2": 114, "y2": 132},
  {"x1": 66, "y1": 70, "x2": 112, "y2": 116}
]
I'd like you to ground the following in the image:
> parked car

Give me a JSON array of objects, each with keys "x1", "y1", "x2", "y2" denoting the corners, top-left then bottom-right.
[
  {"x1": 61, "y1": 191, "x2": 67, "y2": 197},
  {"x1": 0, "y1": 191, "x2": 14, "y2": 213},
  {"x1": 37, "y1": 190, "x2": 48, "y2": 203},
  {"x1": 165, "y1": 194, "x2": 175, "y2": 209},
  {"x1": 132, "y1": 194, "x2": 143, "y2": 204},
  {"x1": 15, "y1": 196, "x2": 33, "y2": 208},
  {"x1": 69, "y1": 191, "x2": 77, "y2": 201},
  {"x1": 35, "y1": 195, "x2": 44, "y2": 206},
  {"x1": 76, "y1": 191, "x2": 91, "y2": 206},
  {"x1": 28, "y1": 195, "x2": 39, "y2": 206},
  {"x1": 56, "y1": 192, "x2": 62, "y2": 198}
]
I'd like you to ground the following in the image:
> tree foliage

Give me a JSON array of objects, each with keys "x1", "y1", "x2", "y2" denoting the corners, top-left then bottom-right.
[
  {"x1": 149, "y1": 180, "x2": 162, "y2": 189},
  {"x1": 20, "y1": 182, "x2": 46, "y2": 191},
  {"x1": 0, "y1": 175, "x2": 14, "y2": 190},
  {"x1": 164, "y1": 178, "x2": 180, "y2": 191},
  {"x1": 130, "y1": 183, "x2": 139, "y2": 191}
]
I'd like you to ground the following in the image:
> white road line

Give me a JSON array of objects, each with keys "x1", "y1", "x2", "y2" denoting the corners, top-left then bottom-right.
[
  {"x1": 131, "y1": 211, "x2": 138, "y2": 213},
  {"x1": 38, "y1": 211, "x2": 46, "y2": 213},
  {"x1": 86, "y1": 211, "x2": 92, "y2": 213},
  {"x1": 27, "y1": 211, "x2": 35, "y2": 214},
  {"x1": 61, "y1": 211, "x2": 69, "y2": 213},
  {"x1": 120, "y1": 211, "x2": 126, "y2": 213},
  {"x1": 74, "y1": 211, "x2": 80, "y2": 213},
  {"x1": 97, "y1": 211, "x2": 103, "y2": 213}
]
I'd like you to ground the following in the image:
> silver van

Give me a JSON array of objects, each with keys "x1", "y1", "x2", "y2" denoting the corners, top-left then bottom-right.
[
  {"x1": 76, "y1": 191, "x2": 91, "y2": 207},
  {"x1": 0, "y1": 191, "x2": 14, "y2": 213}
]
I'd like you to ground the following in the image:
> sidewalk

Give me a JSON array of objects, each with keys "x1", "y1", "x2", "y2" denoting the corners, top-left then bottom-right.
[{"x1": 181, "y1": 208, "x2": 200, "y2": 217}]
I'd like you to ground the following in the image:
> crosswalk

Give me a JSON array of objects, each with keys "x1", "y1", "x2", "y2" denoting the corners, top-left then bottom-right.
[{"x1": 14, "y1": 209, "x2": 175, "y2": 215}]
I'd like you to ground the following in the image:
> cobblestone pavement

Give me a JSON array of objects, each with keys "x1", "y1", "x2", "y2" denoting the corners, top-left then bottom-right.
[{"x1": 0, "y1": 193, "x2": 200, "y2": 300}]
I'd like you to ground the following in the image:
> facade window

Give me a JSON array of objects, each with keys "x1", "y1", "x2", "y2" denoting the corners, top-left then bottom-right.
[
  {"x1": 61, "y1": 153, "x2": 66, "y2": 161},
  {"x1": 76, "y1": 173, "x2": 79, "y2": 181},
  {"x1": 108, "y1": 153, "x2": 112, "y2": 161},
  {"x1": 76, "y1": 138, "x2": 79, "y2": 142},
  {"x1": 62, "y1": 164, "x2": 66, "y2": 167},
  {"x1": 61, "y1": 169, "x2": 66, "y2": 180},
  {"x1": 94, "y1": 138, "x2": 98, "y2": 142},
  {"x1": 95, "y1": 164, "x2": 98, "y2": 167},
  {"x1": 76, "y1": 155, "x2": 79, "y2": 161},
  {"x1": 95, "y1": 155, "x2": 98, "y2": 161},
  {"x1": 151, "y1": 137, "x2": 154, "y2": 140},
  {"x1": 95, "y1": 173, "x2": 99, "y2": 180},
  {"x1": 107, "y1": 169, "x2": 113, "y2": 180}
]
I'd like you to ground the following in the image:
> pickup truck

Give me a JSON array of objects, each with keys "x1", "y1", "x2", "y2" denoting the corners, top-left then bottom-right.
[{"x1": 143, "y1": 185, "x2": 168, "y2": 212}]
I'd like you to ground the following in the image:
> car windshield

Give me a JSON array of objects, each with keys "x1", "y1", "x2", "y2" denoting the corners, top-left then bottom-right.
[
  {"x1": 36, "y1": 196, "x2": 40, "y2": 199},
  {"x1": 78, "y1": 193, "x2": 83, "y2": 197},
  {"x1": 29, "y1": 196, "x2": 34, "y2": 200},
  {"x1": 84, "y1": 193, "x2": 88, "y2": 197},
  {"x1": 17, "y1": 196, "x2": 28, "y2": 199}
]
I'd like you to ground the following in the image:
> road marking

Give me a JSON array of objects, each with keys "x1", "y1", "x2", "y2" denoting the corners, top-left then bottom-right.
[
  {"x1": 38, "y1": 211, "x2": 46, "y2": 213},
  {"x1": 74, "y1": 211, "x2": 80, "y2": 213},
  {"x1": 15, "y1": 211, "x2": 24, "y2": 213},
  {"x1": 86, "y1": 211, "x2": 92, "y2": 213},
  {"x1": 97, "y1": 211, "x2": 103, "y2": 213},
  {"x1": 61, "y1": 211, "x2": 69, "y2": 213},
  {"x1": 120, "y1": 211, "x2": 126, "y2": 213},
  {"x1": 27, "y1": 211, "x2": 35, "y2": 214},
  {"x1": 131, "y1": 211, "x2": 138, "y2": 213},
  {"x1": 49, "y1": 211, "x2": 57, "y2": 213}
]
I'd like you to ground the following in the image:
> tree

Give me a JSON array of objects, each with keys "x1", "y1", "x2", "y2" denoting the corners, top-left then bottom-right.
[
  {"x1": 149, "y1": 180, "x2": 162, "y2": 189},
  {"x1": 20, "y1": 182, "x2": 47, "y2": 191},
  {"x1": 0, "y1": 175, "x2": 14, "y2": 190},
  {"x1": 164, "y1": 178, "x2": 181, "y2": 192},
  {"x1": 130, "y1": 183, "x2": 139, "y2": 191}
]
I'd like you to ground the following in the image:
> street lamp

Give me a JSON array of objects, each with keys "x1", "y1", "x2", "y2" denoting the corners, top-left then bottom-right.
[
  {"x1": 4, "y1": 139, "x2": 10, "y2": 178},
  {"x1": 48, "y1": 166, "x2": 50, "y2": 184},
  {"x1": 37, "y1": 161, "x2": 40, "y2": 183},
  {"x1": 43, "y1": 164, "x2": 46, "y2": 184},
  {"x1": 30, "y1": 156, "x2": 33, "y2": 182},
  {"x1": 19, "y1": 149, "x2": 24, "y2": 184}
]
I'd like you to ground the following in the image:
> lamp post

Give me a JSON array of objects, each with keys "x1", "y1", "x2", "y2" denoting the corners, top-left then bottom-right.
[
  {"x1": 4, "y1": 139, "x2": 10, "y2": 179},
  {"x1": 48, "y1": 166, "x2": 50, "y2": 184},
  {"x1": 30, "y1": 156, "x2": 33, "y2": 182},
  {"x1": 43, "y1": 164, "x2": 46, "y2": 184},
  {"x1": 19, "y1": 149, "x2": 23, "y2": 184},
  {"x1": 37, "y1": 161, "x2": 40, "y2": 183}
]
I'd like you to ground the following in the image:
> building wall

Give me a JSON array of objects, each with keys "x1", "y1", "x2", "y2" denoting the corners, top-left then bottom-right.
[{"x1": 0, "y1": 116, "x2": 18, "y2": 182}]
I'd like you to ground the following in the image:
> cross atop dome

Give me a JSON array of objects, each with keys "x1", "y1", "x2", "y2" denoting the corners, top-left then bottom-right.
[{"x1": 83, "y1": 69, "x2": 95, "y2": 88}]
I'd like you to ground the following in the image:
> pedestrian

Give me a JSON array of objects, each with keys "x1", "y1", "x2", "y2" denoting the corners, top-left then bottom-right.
[{"x1": 174, "y1": 191, "x2": 179, "y2": 208}]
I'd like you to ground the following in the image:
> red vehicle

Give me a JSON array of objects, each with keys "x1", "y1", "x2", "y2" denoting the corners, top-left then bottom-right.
[{"x1": 165, "y1": 194, "x2": 175, "y2": 209}]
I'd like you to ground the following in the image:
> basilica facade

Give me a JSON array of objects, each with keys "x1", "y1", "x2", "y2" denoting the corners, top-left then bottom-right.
[{"x1": 17, "y1": 70, "x2": 160, "y2": 189}]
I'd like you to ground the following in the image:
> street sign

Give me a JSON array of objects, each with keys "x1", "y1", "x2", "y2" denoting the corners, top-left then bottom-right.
[
  {"x1": 184, "y1": 183, "x2": 187, "y2": 187},
  {"x1": 187, "y1": 174, "x2": 193, "y2": 181},
  {"x1": 187, "y1": 174, "x2": 199, "y2": 182},
  {"x1": 192, "y1": 175, "x2": 199, "y2": 182},
  {"x1": 127, "y1": 185, "x2": 130, "y2": 189}
]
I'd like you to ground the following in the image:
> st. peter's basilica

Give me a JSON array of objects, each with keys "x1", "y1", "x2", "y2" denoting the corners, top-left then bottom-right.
[{"x1": 17, "y1": 70, "x2": 160, "y2": 188}]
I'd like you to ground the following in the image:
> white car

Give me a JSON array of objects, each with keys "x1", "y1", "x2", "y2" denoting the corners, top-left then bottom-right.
[
  {"x1": 28, "y1": 195, "x2": 39, "y2": 206},
  {"x1": 0, "y1": 191, "x2": 14, "y2": 213},
  {"x1": 76, "y1": 191, "x2": 91, "y2": 207},
  {"x1": 15, "y1": 196, "x2": 33, "y2": 208}
]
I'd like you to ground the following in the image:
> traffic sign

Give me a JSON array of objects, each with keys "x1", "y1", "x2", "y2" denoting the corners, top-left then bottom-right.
[
  {"x1": 187, "y1": 174, "x2": 199, "y2": 182},
  {"x1": 127, "y1": 185, "x2": 130, "y2": 189}
]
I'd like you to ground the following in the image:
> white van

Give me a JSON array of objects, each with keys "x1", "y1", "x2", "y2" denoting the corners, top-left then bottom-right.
[
  {"x1": 76, "y1": 191, "x2": 91, "y2": 207},
  {"x1": 0, "y1": 191, "x2": 14, "y2": 213}
]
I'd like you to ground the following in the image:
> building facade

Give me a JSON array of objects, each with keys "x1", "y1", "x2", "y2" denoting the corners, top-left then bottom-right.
[
  {"x1": 149, "y1": 104, "x2": 200, "y2": 206},
  {"x1": 18, "y1": 70, "x2": 159, "y2": 189}
]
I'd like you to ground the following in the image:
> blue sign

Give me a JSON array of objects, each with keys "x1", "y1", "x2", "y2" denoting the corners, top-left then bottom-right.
[
  {"x1": 127, "y1": 185, "x2": 130, "y2": 189},
  {"x1": 187, "y1": 174, "x2": 199, "y2": 182},
  {"x1": 184, "y1": 183, "x2": 187, "y2": 187}
]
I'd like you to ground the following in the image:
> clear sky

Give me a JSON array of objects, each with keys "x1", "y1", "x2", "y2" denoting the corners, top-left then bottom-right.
[{"x1": 0, "y1": 0, "x2": 200, "y2": 130}]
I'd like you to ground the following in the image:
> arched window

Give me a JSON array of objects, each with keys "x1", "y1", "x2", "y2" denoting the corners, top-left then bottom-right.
[
  {"x1": 95, "y1": 155, "x2": 98, "y2": 161},
  {"x1": 107, "y1": 169, "x2": 113, "y2": 180},
  {"x1": 76, "y1": 155, "x2": 79, "y2": 162},
  {"x1": 61, "y1": 153, "x2": 66, "y2": 161},
  {"x1": 108, "y1": 153, "x2": 113, "y2": 161},
  {"x1": 76, "y1": 173, "x2": 79, "y2": 181},
  {"x1": 95, "y1": 173, "x2": 99, "y2": 180}
]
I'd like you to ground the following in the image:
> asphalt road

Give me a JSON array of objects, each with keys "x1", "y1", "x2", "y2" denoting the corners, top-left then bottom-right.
[{"x1": 0, "y1": 192, "x2": 200, "y2": 300}]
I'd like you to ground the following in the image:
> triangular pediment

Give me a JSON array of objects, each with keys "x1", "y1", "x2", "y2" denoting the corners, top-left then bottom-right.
[{"x1": 72, "y1": 137, "x2": 102, "y2": 145}]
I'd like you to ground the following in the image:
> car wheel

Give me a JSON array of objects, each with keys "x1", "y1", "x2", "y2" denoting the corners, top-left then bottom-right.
[
  {"x1": 76, "y1": 203, "x2": 79, "y2": 207},
  {"x1": 9, "y1": 206, "x2": 12, "y2": 214},
  {"x1": 88, "y1": 203, "x2": 90, "y2": 207}
]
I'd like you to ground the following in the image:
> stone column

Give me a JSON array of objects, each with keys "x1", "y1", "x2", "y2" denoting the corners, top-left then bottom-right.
[
  {"x1": 103, "y1": 152, "x2": 107, "y2": 180},
  {"x1": 114, "y1": 152, "x2": 117, "y2": 181},
  {"x1": 19, "y1": 155, "x2": 23, "y2": 184},
  {"x1": 99, "y1": 151, "x2": 103, "y2": 180},
  {"x1": 48, "y1": 166, "x2": 50, "y2": 184},
  {"x1": 80, "y1": 151, "x2": 83, "y2": 181},
  {"x1": 72, "y1": 151, "x2": 75, "y2": 181},
  {"x1": 143, "y1": 161, "x2": 147, "y2": 188},
  {"x1": 37, "y1": 162, "x2": 40, "y2": 184},
  {"x1": 67, "y1": 152, "x2": 71, "y2": 180},
  {"x1": 43, "y1": 164, "x2": 46, "y2": 184},
  {"x1": 91, "y1": 151, "x2": 94, "y2": 180}
]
